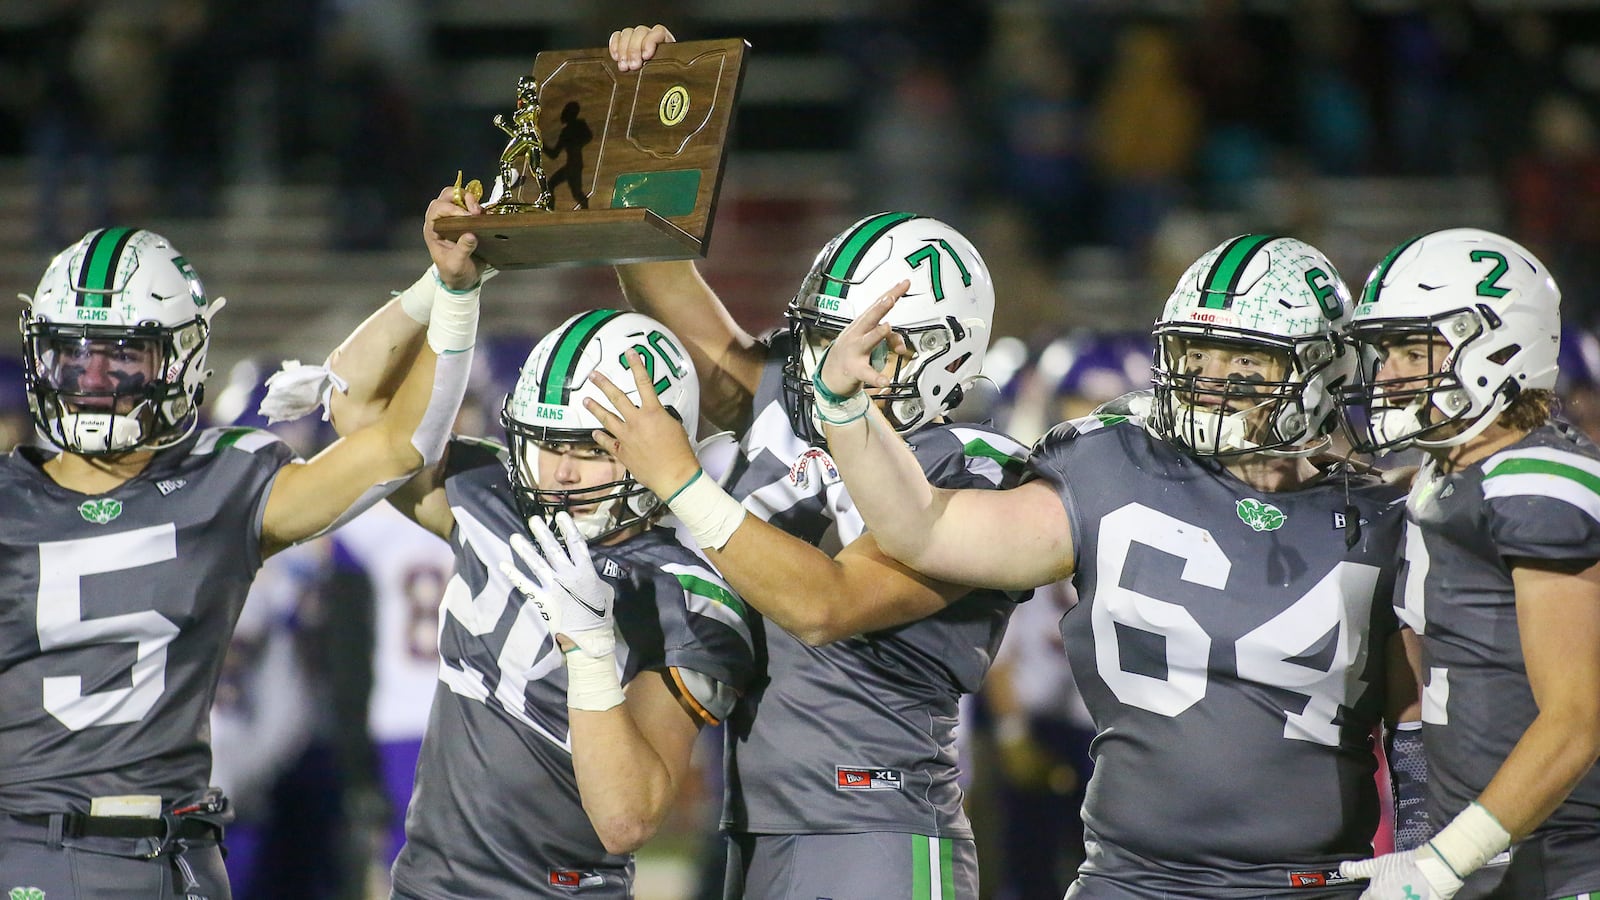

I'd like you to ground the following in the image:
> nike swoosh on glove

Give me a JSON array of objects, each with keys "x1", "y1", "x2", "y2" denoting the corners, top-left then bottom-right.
[
  {"x1": 1339, "y1": 844, "x2": 1464, "y2": 900},
  {"x1": 502, "y1": 511, "x2": 617, "y2": 658}
]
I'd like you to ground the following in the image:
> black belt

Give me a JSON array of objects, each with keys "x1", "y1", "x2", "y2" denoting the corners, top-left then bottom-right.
[{"x1": 7, "y1": 812, "x2": 220, "y2": 842}]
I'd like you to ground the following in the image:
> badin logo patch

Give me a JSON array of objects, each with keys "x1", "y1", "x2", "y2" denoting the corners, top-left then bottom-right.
[
  {"x1": 156, "y1": 478, "x2": 188, "y2": 496},
  {"x1": 1236, "y1": 498, "x2": 1285, "y2": 532},
  {"x1": 78, "y1": 498, "x2": 123, "y2": 525},
  {"x1": 835, "y1": 767, "x2": 902, "y2": 791}
]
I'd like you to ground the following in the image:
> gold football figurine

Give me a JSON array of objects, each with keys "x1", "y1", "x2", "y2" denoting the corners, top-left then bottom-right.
[{"x1": 486, "y1": 76, "x2": 553, "y2": 213}]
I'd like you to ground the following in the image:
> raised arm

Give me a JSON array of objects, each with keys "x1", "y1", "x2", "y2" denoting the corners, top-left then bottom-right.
[
  {"x1": 812, "y1": 288, "x2": 1074, "y2": 591},
  {"x1": 614, "y1": 260, "x2": 763, "y2": 432},
  {"x1": 323, "y1": 189, "x2": 487, "y2": 433},
  {"x1": 259, "y1": 188, "x2": 484, "y2": 551},
  {"x1": 586, "y1": 353, "x2": 980, "y2": 640},
  {"x1": 609, "y1": 24, "x2": 764, "y2": 432}
]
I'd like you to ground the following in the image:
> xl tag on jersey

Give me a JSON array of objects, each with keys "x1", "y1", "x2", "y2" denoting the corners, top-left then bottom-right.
[
  {"x1": 835, "y1": 767, "x2": 902, "y2": 791},
  {"x1": 548, "y1": 869, "x2": 604, "y2": 888},
  {"x1": 1287, "y1": 869, "x2": 1351, "y2": 888}
]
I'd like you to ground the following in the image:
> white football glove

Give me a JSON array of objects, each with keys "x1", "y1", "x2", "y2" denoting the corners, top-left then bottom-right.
[
  {"x1": 1340, "y1": 802, "x2": 1508, "y2": 900},
  {"x1": 501, "y1": 512, "x2": 624, "y2": 711},
  {"x1": 1339, "y1": 845, "x2": 1462, "y2": 899},
  {"x1": 259, "y1": 361, "x2": 348, "y2": 424},
  {"x1": 503, "y1": 511, "x2": 616, "y2": 657}
]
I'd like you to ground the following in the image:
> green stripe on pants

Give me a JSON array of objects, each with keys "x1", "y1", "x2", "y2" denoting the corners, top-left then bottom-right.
[{"x1": 911, "y1": 834, "x2": 955, "y2": 900}]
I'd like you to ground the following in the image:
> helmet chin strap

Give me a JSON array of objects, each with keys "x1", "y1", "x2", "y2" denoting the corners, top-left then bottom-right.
[
  {"x1": 1166, "y1": 400, "x2": 1257, "y2": 455},
  {"x1": 56, "y1": 406, "x2": 150, "y2": 454}
]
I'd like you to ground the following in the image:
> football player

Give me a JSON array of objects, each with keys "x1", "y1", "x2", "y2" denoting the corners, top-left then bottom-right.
[
  {"x1": 0, "y1": 188, "x2": 483, "y2": 898},
  {"x1": 807, "y1": 233, "x2": 1420, "y2": 898},
  {"x1": 298, "y1": 308, "x2": 756, "y2": 898},
  {"x1": 1335, "y1": 228, "x2": 1600, "y2": 900},
  {"x1": 603, "y1": 32, "x2": 1031, "y2": 882}
]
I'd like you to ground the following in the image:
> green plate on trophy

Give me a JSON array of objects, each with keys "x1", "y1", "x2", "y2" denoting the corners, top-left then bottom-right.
[{"x1": 436, "y1": 37, "x2": 749, "y2": 269}]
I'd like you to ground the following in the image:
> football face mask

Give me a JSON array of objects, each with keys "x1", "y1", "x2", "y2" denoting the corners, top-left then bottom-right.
[{"x1": 20, "y1": 227, "x2": 217, "y2": 455}]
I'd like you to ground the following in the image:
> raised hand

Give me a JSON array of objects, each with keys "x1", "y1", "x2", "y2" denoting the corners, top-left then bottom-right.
[
  {"x1": 501, "y1": 511, "x2": 617, "y2": 658},
  {"x1": 424, "y1": 185, "x2": 484, "y2": 291},
  {"x1": 609, "y1": 24, "x2": 676, "y2": 72},
  {"x1": 582, "y1": 349, "x2": 701, "y2": 499},
  {"x1": 816, "y1": 279, "x2": 912, "y2": 400}
]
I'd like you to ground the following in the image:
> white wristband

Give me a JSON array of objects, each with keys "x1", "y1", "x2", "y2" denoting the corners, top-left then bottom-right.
[
  {"x1": 396, "y1": 268, "x2": 436, "y2": 325},
  {"x1": 667, "y1": 469, "x2": 747, "y2": 551},
  {"x1": 426, "y1": 275, "x2": 480, "y2": 354},
  {"x1": 564, "y1": 647, "x2": 625, "y2": 711},
  {"x1": 1428, "y1": 802, "x2": 1511, "y2": 881},
  {"x1": 814, "y1": 388, "x2": 870, "y2": 426}
]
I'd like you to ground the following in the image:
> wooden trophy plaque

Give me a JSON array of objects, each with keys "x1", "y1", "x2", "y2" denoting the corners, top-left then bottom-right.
[{"x1": 436, "y1": 38, "x2": 748, "y2": 269}]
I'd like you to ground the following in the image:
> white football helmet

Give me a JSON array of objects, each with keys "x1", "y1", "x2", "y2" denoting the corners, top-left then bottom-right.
[
  {"x1": 20, "y1": 227, "x2": 219, "y2": 455},
  {"x1": 1341, "y1": 228, "x2": 1560, "y2": 452},
  {"x1": 783, "y1": 212, "x2": 994, "y2": 443},
  {"x1": 1150, "y1": 234, "x2": 1355, "y2": 457},
  {"x1": 502, "y1": 309, "x2": 698, "y2": 542}
]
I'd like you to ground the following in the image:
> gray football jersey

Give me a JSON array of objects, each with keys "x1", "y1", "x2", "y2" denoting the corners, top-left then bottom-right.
[
  {"x1": 0, "y1": 427, "x2": 291, "y2": 813},
  {"x1": 1398, "y1": 422, "x2": 1600, "y2": 899},
  {"x1": 720, "y1": 339, "x2": 1028, "y2": 839},
  {"x1": 391, "y1": 438, "x2": 756, "y2": 900},
  {"x1": 1029, "y1": 414, "x2": 1407, "y2": 897}
]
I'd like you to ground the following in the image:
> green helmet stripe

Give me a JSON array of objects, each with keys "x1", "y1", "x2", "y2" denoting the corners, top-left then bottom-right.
[
  {"x1": 540, "y1": 309, "x2": 623, "y2": 405},
  {"x1": 1361, "y1": 235, "x2": 1424, "y2": 306},
  {"x1": 76, "y1": 227, "x2": 137, "y2": 307},
  {"x1": 1199, "y1": 234, "x2": 1277, "y2": 309},
  {"x1": 820, "y1": 212, "x2": 920, "y2": 298}
]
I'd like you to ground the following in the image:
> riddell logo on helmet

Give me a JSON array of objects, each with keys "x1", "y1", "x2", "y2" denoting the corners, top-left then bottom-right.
[{"x1": 1184, "y1": 309, "x2": 1236, "y2": 326}]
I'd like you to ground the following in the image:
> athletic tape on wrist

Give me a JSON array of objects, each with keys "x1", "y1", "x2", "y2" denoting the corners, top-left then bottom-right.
[
  {"x1": 564, "y1": 647, "x2": 625, "y2": 711},
  {"x1": 396, "y1": 268, "x2": 437, "y2": 325},
  {"x1": 668, "y1": 468, "x2": 746, "y2": 550},
  {"x1": 810, "y1": 369, "x2": 870, "y2": 425},
  {"x1": 426, "y1": 277, "x2": 480, "y2": 355},
  {"x1": 1429, "y1": 802, "x2": 1511, "y2": 881}
]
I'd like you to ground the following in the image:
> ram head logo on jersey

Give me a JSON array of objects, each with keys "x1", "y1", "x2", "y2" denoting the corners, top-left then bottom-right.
[
  {"x1": 1236, "y1": 498, "x2": 1285, "y2": 532},
  {"x1": 77, "y1": 498, "x2": 123, "y2": 525},
  {"x1": 9, "y1": 887, "x2": 46, "y2": 900}
]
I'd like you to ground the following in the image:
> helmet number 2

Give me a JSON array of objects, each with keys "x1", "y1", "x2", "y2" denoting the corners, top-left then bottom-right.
[
  {"x1": 1470, "y1": 250, "x2": 1510, "y2": 299},
  {"x1": 619, "y1": 330, "x2": 688, "y2": 394},
  {"x1": 904, "y1": 240, "x2": 973, "y2": 302}
]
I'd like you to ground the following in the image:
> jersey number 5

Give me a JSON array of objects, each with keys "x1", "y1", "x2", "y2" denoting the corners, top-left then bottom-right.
[{"x1": 37, "y1": 525, "x2": 181, "y2": 731}]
